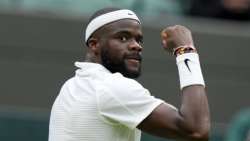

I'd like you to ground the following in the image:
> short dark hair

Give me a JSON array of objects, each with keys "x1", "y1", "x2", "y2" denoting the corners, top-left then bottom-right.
[{"x1": 85, "y1": 7, "x2": 122, "y2": 46}]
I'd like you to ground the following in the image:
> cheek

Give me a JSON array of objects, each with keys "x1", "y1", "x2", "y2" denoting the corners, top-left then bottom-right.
[{"x1": 107, "y1": 41, "x2": 127, "y2": 59}]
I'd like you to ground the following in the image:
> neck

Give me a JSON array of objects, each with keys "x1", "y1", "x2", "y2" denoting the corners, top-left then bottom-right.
[{"x1": 84, "y1": 52, "x2": 100, "y2": 64}]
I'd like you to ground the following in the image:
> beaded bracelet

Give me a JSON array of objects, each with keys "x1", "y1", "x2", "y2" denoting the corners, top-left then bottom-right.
[{"x1": 173, "y1": 45, "x2": 197, "y2": 56}]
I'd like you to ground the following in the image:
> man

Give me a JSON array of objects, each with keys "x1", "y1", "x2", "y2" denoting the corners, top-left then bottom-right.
[{"x1": 49, "y1": 7, "x2": 210, "y2": 141}]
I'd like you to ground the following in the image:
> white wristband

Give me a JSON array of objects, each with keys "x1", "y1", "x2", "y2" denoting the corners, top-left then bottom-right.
[{"x1": 176, "y1": 53, "x2": 205, "y2": 89}]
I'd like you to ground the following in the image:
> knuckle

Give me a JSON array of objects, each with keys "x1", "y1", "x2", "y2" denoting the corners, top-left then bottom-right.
[
  {"x1": 174, "y1": 25, "x2": 182, "y2": 28},
  {"x1": 175, "y1": 25, "x2": 189, "y2": 31}
]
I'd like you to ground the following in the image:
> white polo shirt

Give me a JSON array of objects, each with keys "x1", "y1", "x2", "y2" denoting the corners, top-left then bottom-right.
[{"x1": 49, "y1": 62, "x2": 164, "y2": 141}]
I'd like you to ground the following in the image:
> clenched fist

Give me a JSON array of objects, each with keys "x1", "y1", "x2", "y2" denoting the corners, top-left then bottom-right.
[{"x1": 161, "y1": 25, "x2": 195, "y2": 54}]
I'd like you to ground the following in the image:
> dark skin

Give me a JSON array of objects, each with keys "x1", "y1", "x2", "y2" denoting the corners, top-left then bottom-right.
[
  {"x1": 86, "y1": 19, "x2": 143, "y2": 78},
  {"x1": 87, "y1": 20, "x2": 210, "y2": 141}
]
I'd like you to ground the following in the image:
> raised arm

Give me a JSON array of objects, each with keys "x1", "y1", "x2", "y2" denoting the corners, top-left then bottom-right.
[{"x1": 137, "y1": 25, "x2": 210, "y2": 141}]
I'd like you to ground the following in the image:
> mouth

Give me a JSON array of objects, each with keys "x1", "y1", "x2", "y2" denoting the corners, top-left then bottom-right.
[
  {"x1": 125, "y1": 54, "x2": 142, "y2": 62},
  {"x1": 124, "y1": 53, "x2": 142, "y2": 70},
  {"x1": 125, "y1": 54, "x2": 142, "y2": 69},
  {"x1": 126, "y1": 58, "x2": 140, "y2": 64},
  {"x1": 122, "y1": 53, "x2": 142, "y2": 78}
]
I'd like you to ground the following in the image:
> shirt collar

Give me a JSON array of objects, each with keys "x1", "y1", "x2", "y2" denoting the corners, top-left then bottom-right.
[{"x1": 75, "y1": 62, "x2": 110, "y2": 74}]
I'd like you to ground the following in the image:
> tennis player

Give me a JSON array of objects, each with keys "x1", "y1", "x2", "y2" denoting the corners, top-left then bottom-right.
[{"x1": 48, "y1": 7, "x2": 210, "y2": 141}]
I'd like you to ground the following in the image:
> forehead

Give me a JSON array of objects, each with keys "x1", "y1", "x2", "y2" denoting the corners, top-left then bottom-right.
[{"x1": 103, "y1": 19, "x2": 142, "y2": 34}]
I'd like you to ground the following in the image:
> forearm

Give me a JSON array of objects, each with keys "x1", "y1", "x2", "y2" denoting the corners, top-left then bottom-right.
[
  {"x1": 178, "y1": 85, "x2": 210, "y2": 139},
  {"x1": 176, "y1": 52, "x2": 210, "y2": 139}
]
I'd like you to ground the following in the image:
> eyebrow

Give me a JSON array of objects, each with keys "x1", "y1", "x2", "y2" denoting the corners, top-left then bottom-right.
[{"x1": 113, "y1": 30, "x2": 143, "y2": 39}]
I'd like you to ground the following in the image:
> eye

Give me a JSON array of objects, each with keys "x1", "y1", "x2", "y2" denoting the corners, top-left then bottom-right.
[{"x1": 119, "y1": 36, "x2": 128, "y2": 42}]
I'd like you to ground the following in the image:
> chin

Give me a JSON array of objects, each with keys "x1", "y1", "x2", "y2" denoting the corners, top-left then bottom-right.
[
  {"x1": 124, "y1": 73, "x2": 140, "y2": 79},
  {"x1": 123, "y1": 68, "x2": 141, "y2": 79}
]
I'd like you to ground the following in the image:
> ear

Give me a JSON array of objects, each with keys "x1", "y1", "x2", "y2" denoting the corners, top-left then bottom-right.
[{"x1": 87, "y1": 37, "x2": 100, "y2": 55}]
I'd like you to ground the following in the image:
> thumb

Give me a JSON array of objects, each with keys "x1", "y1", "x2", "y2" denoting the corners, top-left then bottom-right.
[{"x1": 161, "y1": 30, "x2": 168, "y2": 49}]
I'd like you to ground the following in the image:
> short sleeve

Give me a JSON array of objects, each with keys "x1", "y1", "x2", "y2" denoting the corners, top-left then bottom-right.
[{"x1": 97, "y1": 73, "x2": 164, "y2": 129}]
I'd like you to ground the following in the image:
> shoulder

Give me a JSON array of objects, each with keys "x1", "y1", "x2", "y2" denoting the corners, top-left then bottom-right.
[
  {"x1": 104, "y1": 72, "x2": 145, "y2": 93},
  {"x1": 96, "y1": 72, "x2": 153, "y2": 105}
]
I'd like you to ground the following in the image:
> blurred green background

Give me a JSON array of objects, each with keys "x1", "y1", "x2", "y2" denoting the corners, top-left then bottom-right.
[{"x1": 0, "y1": 0, "x2": 250, "y2": 141}]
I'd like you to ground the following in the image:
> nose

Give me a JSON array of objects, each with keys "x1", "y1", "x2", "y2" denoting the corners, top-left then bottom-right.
[{"x1": 128, "y1": 39, "x2": 142, "y2": 52}]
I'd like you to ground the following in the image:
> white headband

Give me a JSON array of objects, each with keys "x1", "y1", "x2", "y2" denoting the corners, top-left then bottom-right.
[{"x1": 85, "y1": 9, "x2": 140, "y2": 43}]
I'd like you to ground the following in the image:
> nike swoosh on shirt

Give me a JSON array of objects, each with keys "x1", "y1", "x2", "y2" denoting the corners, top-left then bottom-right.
[{"x1": 184, "y1": 59, "x2": 191, "y2": 72}]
